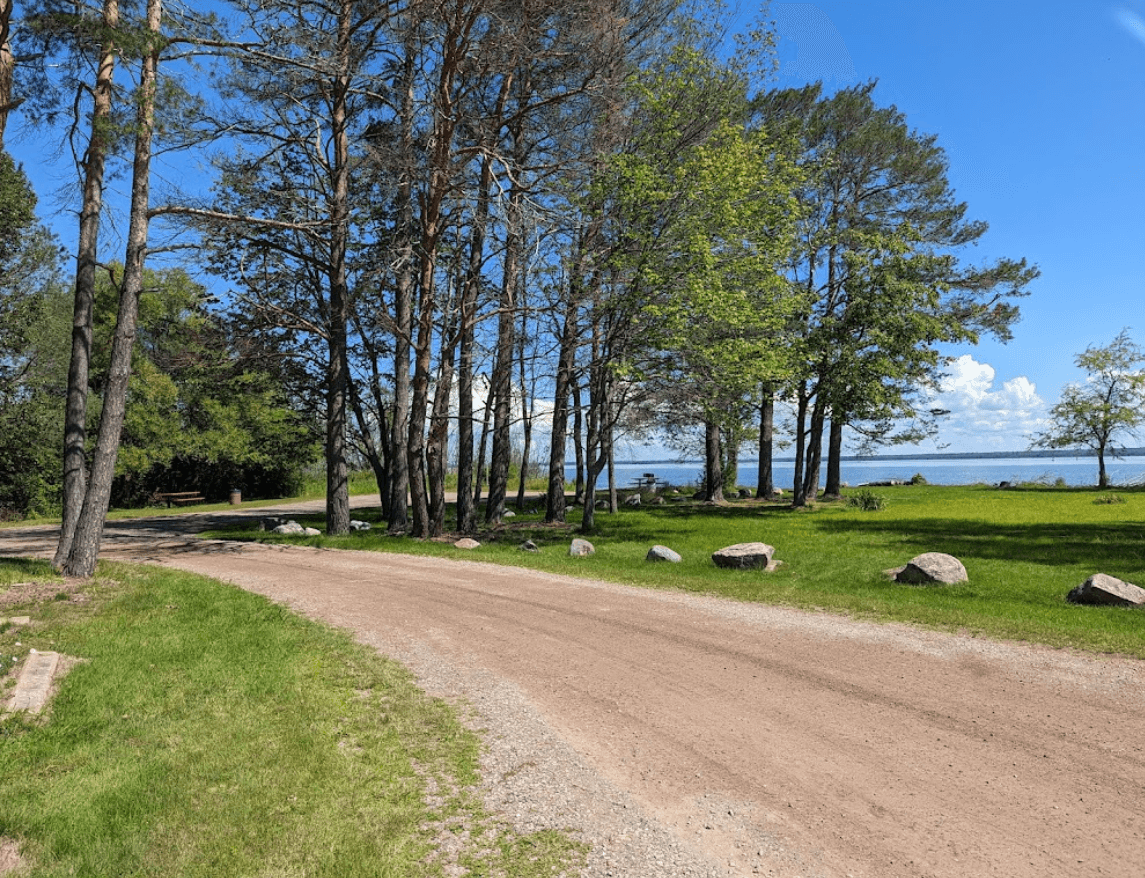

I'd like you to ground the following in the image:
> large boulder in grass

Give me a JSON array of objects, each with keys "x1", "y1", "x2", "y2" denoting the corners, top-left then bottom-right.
[
  {"x1": 892, "y1": 552, "x2": 968, "y2": 585},
  {"x1": 272, "y1": 520, "x2": 305, "y2": 535},
  {"x1": 454, "y1": 538, "x2": 481, "y2": 550},
  {"x1": 1067, "y1": 574, "x2": 1145, "y2": 608},
  {"x1": 712, "y1": 542, "x2": 778, "y2": 571},
  {"x1": 569, "y1": 538, "x2": 595, "y2": 557},
  {"x1": 646, "y1": 545, "x2": 682, "y2": 563}
]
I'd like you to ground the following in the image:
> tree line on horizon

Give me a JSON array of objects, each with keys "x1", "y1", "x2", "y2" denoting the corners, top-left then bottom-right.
[{"x1": 0, "y1": 0, "x2": 1040, "y2": 576}]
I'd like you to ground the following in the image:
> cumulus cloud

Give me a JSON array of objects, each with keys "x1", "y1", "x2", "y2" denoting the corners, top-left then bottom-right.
[{"x1": 927, "y1": 355, "x2": 1048, "y2": 452}]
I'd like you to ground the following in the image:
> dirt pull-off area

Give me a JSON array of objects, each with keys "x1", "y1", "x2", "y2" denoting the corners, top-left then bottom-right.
[{"x1": 3, "y1": 508, "x2": 1143, "y2": 877}]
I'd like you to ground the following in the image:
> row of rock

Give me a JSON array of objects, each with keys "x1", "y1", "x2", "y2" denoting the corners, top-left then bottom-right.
[{"x1": 452, "y1": 539, "x2": 1145, "y2": 609}]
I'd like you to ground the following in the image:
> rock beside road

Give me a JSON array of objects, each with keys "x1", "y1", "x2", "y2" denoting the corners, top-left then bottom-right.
[
  {"x1": 889, "y1": 552, "x2": 968, "y2": 585},
  {"x1": 1067, "y1": 573, "x2": 1145, "y2": 608},
  {"x1": 712, "y1": 542, "x2": 778, "y2": 571}
]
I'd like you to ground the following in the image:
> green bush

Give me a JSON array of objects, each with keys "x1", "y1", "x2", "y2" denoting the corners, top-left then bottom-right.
[
  {"x1": 1094, "y1": 492, "x2": 1125, "y2": 505},
  {"x1": 909, "y1": 472, "x2": 928, "y2": 485},
  {"x1": 847, "y1": 488, "x2": 887, "y2": 511}
]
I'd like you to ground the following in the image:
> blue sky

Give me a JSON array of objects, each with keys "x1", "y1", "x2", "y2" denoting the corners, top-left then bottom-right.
[
  {"x1": 9, "y1": 1, "x2": 1144, "y2": 458},
  {"x1": 754, "y1": 0, "x2": 1145, "y2": 454}
]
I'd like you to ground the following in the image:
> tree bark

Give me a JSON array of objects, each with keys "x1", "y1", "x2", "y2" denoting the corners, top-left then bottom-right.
[
  {"x1": 324, "y1": 0, "x2": 354, "y2": 537},
  {"x1": 55, "y1": 0, "x2": 119, "y2": 570},
  {"x1": 756, "y1": 385, "x2": 774, "y2": 499},
  {"x1": 545, "y1": 281, "x2": 579, "y2": 523},
  {"x1": 63, "y1": 0, "x2": 160, "y2": 578},
  {"x1": 824, "y1": 416, "x2": 844, "y2": 498},
  {"x1": 704, "y1": 419, "x2": 724, "y2": 502}
]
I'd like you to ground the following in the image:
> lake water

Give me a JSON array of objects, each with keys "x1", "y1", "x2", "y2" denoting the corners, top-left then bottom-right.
[{"x1": 568, "y1": 457, "x2": 1145, "y2": 490}]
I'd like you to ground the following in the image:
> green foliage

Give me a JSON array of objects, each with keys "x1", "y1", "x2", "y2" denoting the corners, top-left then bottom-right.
[
  {"x1": 1094, "y1": 493, "x2": 1125, "y2": 505},
  {"x1": 846, "y1": 488, "x2": 887, "y2": 511},
  {"x1": 909, "y1": 472, "x2": 928, "y2": 485},
  {"x1": 90, "y1": 266, "x2": 320, "y2": 507},
  {"x1": 1031, "y1": 330, "x2": 1145, "y2": 487}
]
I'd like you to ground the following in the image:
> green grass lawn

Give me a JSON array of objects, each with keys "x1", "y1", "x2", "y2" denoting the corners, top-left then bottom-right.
[
  {"x1": 0, "y1": 561, "x2": 584, "y2": 877},
  {"x1": 210, "y1": 483, "x2": 1145, "y2": 659}
]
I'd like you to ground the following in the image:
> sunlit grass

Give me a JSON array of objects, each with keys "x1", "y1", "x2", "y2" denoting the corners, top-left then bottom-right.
[
  {"x1": 209, "y1": 484, "x2": 1145, "y2": 658},
  {"x1": 0, "y1": 561, "x2": 585, "y2": 877}
]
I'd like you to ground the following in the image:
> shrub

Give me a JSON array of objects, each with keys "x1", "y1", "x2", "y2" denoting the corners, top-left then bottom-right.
[
  {"x1": 1094, "y1": 493, "x2": 1125, "y2": 505},
  {"x1": 847, "y1": 489, "x2": 887, "y2": 511},
  {"x1": 909, "y1": 473, "x2": 928, "y2": 485}
]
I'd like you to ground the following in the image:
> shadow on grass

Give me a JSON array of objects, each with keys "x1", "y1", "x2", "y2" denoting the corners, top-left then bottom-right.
[{"x1": 813, "y1": 516, "x2": 1145, "y2": 574}]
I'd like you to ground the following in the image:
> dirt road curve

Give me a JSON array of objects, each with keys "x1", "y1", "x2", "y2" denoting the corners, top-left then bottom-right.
[{"x1": 4, "y1": 504, "x2": 1144, "y2": 878}]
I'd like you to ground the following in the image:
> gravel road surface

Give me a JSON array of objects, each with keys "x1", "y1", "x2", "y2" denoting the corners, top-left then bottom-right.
[{"x1": 4, "y1": 503, "x2": 1143, "y2": 878}]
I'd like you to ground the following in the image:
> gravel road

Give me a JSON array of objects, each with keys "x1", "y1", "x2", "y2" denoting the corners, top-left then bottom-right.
[{"x1": 4, "y1": 503, "x2": 1143, "y2": 878}]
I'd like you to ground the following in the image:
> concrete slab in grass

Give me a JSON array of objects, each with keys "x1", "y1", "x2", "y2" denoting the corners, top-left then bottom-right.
[{"x1": 5, "y1": 650, "x2": 60, "y2": 714}]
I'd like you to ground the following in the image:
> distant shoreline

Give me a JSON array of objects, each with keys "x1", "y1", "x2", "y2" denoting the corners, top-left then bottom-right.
[{"x1": 614, "y1": 448, "x2": 1145, "y2": 465}]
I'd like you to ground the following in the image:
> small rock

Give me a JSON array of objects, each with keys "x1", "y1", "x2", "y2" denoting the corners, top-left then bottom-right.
[
  {"x1": 302, "y1": 527, "x2": 322, "y2": 537},
  {"x1": 646, "y1": 545, "x2": 682, "y2": 563},
  {"x1": 569, "y1": 538, "x2": 595, "y2": 557},
  {"x1": 502, "y1": 509, "x2": 516, "y2": 518},
  {"x1": 893, "y1": 552, "x2": 968, "y2": 585},
  {"x1": 595, "y1": 500, "x2": 608, "y2": 509},
  {"x1": 738, "y1": 489, "x2": 751, "y2": 499},
  {"x1": 1067, "y1": 573, "x2": 1145, "y2": 607},
  {"x1": 650, "y1": 496, "x2": 666, "y2": 505},
  {"x1": 261, "y1": 517, "x2": 287, "y2": 531},
  {"x1": 519, "y1": 540, "x2": 540, "y2": 553},
  {"x1": 625, "y1": 494, "x2": 642, "y2": 506},
  {"x1": 454, "y1": 538, "x2": 481, "y2": 550},
  {"x1": 712, "y1": 543, "x2": 777, "y2": 570},
  {"x1": 349, "y1": 519, "x2": 372, "y2": 531},
  {"x1": 272, "y1": 520, "x2": 305, "y2": 535}
]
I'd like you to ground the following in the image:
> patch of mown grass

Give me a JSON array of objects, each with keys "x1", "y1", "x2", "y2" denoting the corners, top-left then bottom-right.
[
  {"x1": 0, "y1": 560, "x2": 585, "y2": 877},
  {"x1": 207, "y1": 485, "x2": 1145, "y2": 658}
]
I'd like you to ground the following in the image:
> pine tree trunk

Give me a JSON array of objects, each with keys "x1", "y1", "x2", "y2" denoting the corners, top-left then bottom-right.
[
  {"x1": 756, "y1": 385, "x2": 774, "y2": 499},
  {"x1": 705, "y1": 419, "x2": 724, "y2": 502},
  {"x1": 55, "y1": 0, "x2": 119, "y2": 570},
  {"x1": 63, "y1": 0, "x2": 160, "y2": 578},
  {"x1": 824, "y1": 416, "x2": 844, "y2": 498}
]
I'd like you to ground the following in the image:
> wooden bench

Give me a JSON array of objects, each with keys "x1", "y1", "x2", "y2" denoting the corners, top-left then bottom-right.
[{"x1": 156, "y1": 491, "x2": 206, "y2": 508}]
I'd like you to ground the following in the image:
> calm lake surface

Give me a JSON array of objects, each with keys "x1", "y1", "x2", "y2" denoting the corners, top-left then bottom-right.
[{"x1": 568, "y1": 457, "x2": 1145, "y2": 490}]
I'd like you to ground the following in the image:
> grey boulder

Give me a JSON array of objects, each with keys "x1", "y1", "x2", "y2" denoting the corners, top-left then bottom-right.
[
  {"x1": 712, "y1": 542, "x2": 778, "y2": 571},
  {"x1": 646, "y1": 545, "x2": 682, "y2": 563},
  {"x1": 1067, "y1": 574, "x2": 1145, "y2": 608},
  {"x1": 892, "y1": 552, "x2": 968, "y2": 585},
  {"x1": 569, "y1": 538, "x2": 595, "y2": 557}
]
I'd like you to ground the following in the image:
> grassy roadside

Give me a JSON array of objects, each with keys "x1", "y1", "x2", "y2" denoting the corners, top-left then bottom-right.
[
  {"x1": 0, "y1": 561, "x2": 584, "y2": 877},
  {"x1": 208, "y1": 483, "x2": 1145, "y2": 659}
]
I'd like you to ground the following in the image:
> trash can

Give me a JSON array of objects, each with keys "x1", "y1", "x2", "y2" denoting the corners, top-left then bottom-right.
[{"x1": 229, "y1": 488, "x2": 242, "y2": 506}]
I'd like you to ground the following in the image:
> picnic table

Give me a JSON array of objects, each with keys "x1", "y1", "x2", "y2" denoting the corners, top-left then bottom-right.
[{"x1": 155, "y1": 491, "x2": 206, "y2": 508}]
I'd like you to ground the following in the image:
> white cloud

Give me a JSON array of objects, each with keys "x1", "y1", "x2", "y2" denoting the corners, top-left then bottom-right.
[
  {"x1": 1115, "y1": 8, "x2": 1145, "y2": 48},
  {"x1": 927, "y1": 355, "x2": 1048, "y2": 452}
]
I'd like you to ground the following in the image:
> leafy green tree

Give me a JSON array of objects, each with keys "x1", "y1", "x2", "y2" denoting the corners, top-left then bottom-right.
[
  {"x1": 1031, "y1": 330, "x2": 1145, "y2": 488},
  {"x1": 755, "y1": 82, "x2": 1038, "y2": 505},
  {"x1": 86, "y1": 266, "x2": 320, "y2": 507}
]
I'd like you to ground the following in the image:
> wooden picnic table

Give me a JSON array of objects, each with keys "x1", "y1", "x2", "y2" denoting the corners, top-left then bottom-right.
[{"x1": 155, "y1": 491, "x2": 206, "y2": 508}]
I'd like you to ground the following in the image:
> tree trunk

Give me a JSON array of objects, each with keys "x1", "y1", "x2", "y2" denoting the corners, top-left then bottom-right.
[
  {"x1": 0, "y1": 0, "x2": 15, "y2": 147},
  {"x1": 515, "y1": 300, "x2": 532, "y2": 510},
  {"x1": 55, "y1": 0, "x2": 119, "y2": 570},
  {"x1": 704, "y1": 419, "x2": 724, "y2": 502},
  {"x1": 756, "y1": 385, "x2": 774, "y2": 499},
  {"x1": 545, "y1": 288, "x2": 578, "y2": 523},
  {"x1": 792, "y1": 383, "x2": 809, "y2": 507},
  {"x1": 324, "y1": 0, "x2": 354, "y2": 537},
  {"x1": 802, "y1": 395, "x2": 826, "y2": 502},
  {"x1": 456, "y1": 154, "x2": 493, "y2": 534},
  {"x1": 426, "y1": 278, "x2": 460, "y2": 537},
  {"x1": 824, "y1": 415, "x2": 844, "y2": 498},
  {"x1": 1098, "y1": 444, "x2": 1109, "y2": 488},
  {"x1": 572, "y1": 376, "x2": 585, "y2": 505},
  {"x1": 474, "y1": 376, "x2": 495, "y2": 507},
  {"x1": 63, "y1": 0, "x2": 160, "y2": 578},
  {"x1": 723, "y1": 427, "x2": 738, "y2": 495},
  {"x1": 485, "y1": 178, "x2": 521, "y2": 525},
  {"x1": 387, "y1": 40, "x2": 417, "y2": 534}
]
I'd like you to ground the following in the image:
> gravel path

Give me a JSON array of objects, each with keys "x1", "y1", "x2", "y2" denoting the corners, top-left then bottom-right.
[{"x1": 4, "y1": 505, "x2": 1144, "y2": 878}]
